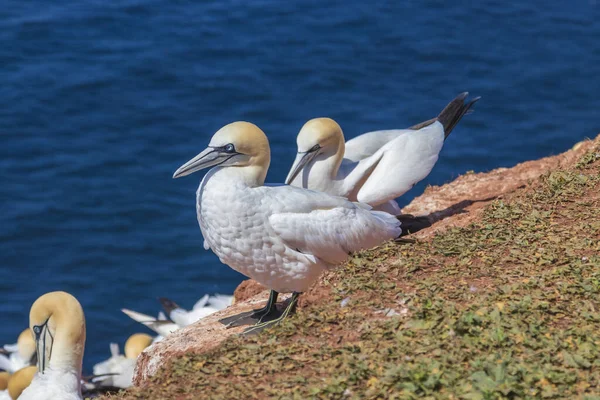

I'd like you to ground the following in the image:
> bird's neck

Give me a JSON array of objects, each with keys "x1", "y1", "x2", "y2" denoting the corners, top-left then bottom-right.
[
  {"x1": 49, "y1": 339, "x2": 84, "y2": 379},
  {"x1": 208, "y1": 165, "x2": 267, "y2": 188},
  {"x1": 47, "y1": 323, "x2": 84, "y2": 380},
  {"x1": 306, "y1": 148, "x2": 344, "y2": 187}
]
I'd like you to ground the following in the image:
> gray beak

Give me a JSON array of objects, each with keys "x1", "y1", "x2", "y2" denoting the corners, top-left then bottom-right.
[
  {"x1": 285, "y1": 146, "x2": 321, "y2": 185},
  {"x1": 173, "y1": 147, "x2": 225, "y2": 178},
  {"x1": 33, "y1": 321, "x2": 50, "y2": 374}
]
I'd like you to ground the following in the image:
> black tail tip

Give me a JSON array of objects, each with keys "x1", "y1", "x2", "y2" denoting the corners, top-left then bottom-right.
[
  {"x1": 438, "y1": 92, "x2": 481, "y2": 139},
  {"x1": 158, "y1": 297, "x2": 180, "y2": 313}
]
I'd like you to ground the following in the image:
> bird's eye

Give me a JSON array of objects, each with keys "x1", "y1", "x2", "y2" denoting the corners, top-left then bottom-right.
[
  {"x1": 224, "y1": 144, "x2": 235, "y2": 153},
  {"x1": 33, "y1": 325, "x2": 42, "y2": 336}
]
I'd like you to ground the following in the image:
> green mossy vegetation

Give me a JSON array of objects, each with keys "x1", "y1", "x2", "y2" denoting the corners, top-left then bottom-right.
[{"x1": 105, "y1": 142, "x2": 600, "y2": 400}]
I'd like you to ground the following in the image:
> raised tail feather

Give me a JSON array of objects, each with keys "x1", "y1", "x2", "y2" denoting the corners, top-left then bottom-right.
[
  {"x1": 158, "y1": 297, "x2": 180, "y2": 315},
  {"x1": 437, "y1": 92, "x2": 480, "y2": 139},
  {"x1": 409, "y1": 92, "x2": 480, "y2": 139}
]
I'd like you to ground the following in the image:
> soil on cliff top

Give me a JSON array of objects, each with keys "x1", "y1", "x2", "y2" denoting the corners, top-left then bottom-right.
[{"x1": 102, "y1": 137, "x2": 600, "y2": 400}]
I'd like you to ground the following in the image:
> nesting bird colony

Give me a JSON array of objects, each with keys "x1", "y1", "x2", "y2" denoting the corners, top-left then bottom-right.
[{"x1": 1, "y1": 93, "x2": 478, "y2": 399}]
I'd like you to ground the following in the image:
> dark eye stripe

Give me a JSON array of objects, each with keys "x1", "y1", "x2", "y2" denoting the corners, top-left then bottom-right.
[{"x1": 208, "y1": 144, "x2": 237, "y2": 154}]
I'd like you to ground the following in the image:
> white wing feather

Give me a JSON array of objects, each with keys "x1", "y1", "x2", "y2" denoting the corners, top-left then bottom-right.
[
  {"x1": 355, "y1": 122, "x2": 445, "y2": 206},
  {"x1": 266, "y1": 186, "x2": 401, "y2": 265},
  {"x1": 344, "y1": 129, "x2": 412, "y2": 162}
]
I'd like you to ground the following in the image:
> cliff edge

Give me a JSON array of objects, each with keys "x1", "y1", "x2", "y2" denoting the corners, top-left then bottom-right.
[{"x1": 107, "y1": 134, "x2": 599, "y2": 399}]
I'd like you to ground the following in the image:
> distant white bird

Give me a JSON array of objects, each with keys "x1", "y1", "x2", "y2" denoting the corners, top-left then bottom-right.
[
  {"x1": 286, "y1": 93, "x2": 480, "y2": 215},
  {"x1": 18, "y1": 291, "x2": 85, "y2": 400},
  {"x1": 0, "y1": 329, "x2": 36, "y2": 373},
  {"x1": 159, "y1": 294, "x2": 234, "y2": 327},
  {"x1": 122, "y1": 294, "x2": 233, "y2": 337},
  {"x1": 173, "y1": 122, "x2": 401, "y2": 333},
  {"x1": 120, "y1": 309, "x2": 179, "y2": 339},
  {"x1": 91, "y1": 333, "x2": 153, "y2": 389}
]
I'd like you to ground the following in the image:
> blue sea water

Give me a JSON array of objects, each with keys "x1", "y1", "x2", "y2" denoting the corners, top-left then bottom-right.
[{"x1": 1, "y1": 1, "x2": 599, "y2": 372}]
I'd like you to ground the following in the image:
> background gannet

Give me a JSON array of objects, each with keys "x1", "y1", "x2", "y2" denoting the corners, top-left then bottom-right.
[
  {"x1": 91, "y1": 333, "x2": 152, "y2": 389},
  {"x1": 159, "y1": 294, "x2": 233, "y2": 326},
  {"x1": 286, "y1": 93, "x2": 480, "y2": 215},
  {"x1": 0, "y1": 329, "x2": 36, "y2": 373},
  {"x1": 0, "y1": 371, "x2": 9, "y2": 400},
  {"x1": 7, "y1": 366, "x2": 36, "y2": 400},
  {"x1": 121, "y1": 309, "x2": 178, "y2": 339},
  {"x1": 121, "y1": 293, "x2": 232, "y2": 338},
  {"x1": 18, "y1": 291, "x2": 85, "y2": 400},
  {"x1": 0, "y1": 371, "x2": 8, "y2": 389},
  {"x1": 173, "y1": 121, "x2": 401, "y2": 333}
]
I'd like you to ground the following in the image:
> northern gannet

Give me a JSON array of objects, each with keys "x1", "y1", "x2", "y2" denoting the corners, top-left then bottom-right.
[
  {"x1": 91, "y1": 333, "x2": 153, "y2": 389},
  {"x1": 286, "y1": 93, "x2": 480, "y2": 215},
  {"x1": 0, "y1": 329, "x2": 36, "y2": 373},
  {"x1": 120, "y1": 308, "x2": 179, "y2": 339},
  {"x1": 159, "y1": 294, "x2": 234, "y2": 326},
  {"x1": 0, "y1": 371, "x2": 9, "y2": 400},
  {"x1": 6, "y1": 366, "x2": 36, "y2": 400},
  {"x1": 18, "y1": 291, "x2": 85, "y2": 400},
  {"x1": 121, "y1": 294, "x2": 232, "y2": 338},
  {"x1": 173, "y1": 122, "x2": 401, "y2": 333}
]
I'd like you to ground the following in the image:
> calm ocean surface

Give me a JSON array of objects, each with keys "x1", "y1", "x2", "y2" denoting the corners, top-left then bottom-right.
[{"x1": 1, "y1": 1, "x2": 599, "y2": 371}]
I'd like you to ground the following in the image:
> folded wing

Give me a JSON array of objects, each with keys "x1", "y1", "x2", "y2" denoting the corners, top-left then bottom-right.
[{"x1": 267, "y1": 186, "x2": 401, "y2": 265}]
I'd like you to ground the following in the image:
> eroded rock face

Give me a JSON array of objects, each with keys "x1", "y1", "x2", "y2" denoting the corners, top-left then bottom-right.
[
  {"x1": 133, "y1": 291, "x2": 289, "y2": 385},
  {"x1": 133, "y1": 136, "x2": 598, "y2": 386}
]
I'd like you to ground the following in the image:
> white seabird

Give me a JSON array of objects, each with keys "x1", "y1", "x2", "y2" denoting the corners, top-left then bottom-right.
[
  {"x1": 121, "y1": 293, "x2": 232, "y2": 338},
  {"x1": 91, "y1": 333, "x2": 153, "y2": 389},
  {"x1": 0, "y1": 329, "x2": 36, "y2": 373},
  {"x1": 18, "y1": 291, "x2": 85, "y2": 400},
  {"x1": 173, "y1": 121, "x2": 401, "y2": 333},
  {"x1": 286, "y1": 93, "x2": 480, "y2": 215},
  {"x1": 159, "y1": 294, "x2": 234, "y2": 327},
  {"x1": 120, "y1": 308, "x2": 179, "y2": 339}
]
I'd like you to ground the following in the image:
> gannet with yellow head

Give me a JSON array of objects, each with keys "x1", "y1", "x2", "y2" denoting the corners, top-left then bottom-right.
[
  {"x1": 173, "y1": 122, "x2": 401, "y2": 333},
  {"x1": 0, "y1": 371, "x2": 10, "y2": 400},
  {"x1": 92, "y1": 333, "x2": 153, "y2": 389},
  {"x1": 286, "y1": 93, "x2": 480, "y2": 215},
  {"x1": 6, "y1": 366, "x2": 36, "y2": 400},
  {"x1": 0, "y1": 329, "x2": 36, "y2": 373},
  {"x1": 18, "y1": 291, "x2": 85, "y2": 400},
  {"x1": 0, "y1": 371, "x2": 9, "y2": 391}
]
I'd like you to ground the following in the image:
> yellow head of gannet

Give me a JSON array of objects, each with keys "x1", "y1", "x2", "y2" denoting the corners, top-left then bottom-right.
[
  {"x1": 173, "y1": 121, "x2": 270, "y2": 185},
  {"x1": 124, "y1": 333, "x2": 153, "y2": 359},
  {"x1": 286, "y1": 118, "x2": 345, "y2": 184},
  {"x1": 29, "y1": 291, "x2": 86, "y2": 375},
  {"x1": 16, "y1": 328, "x2": 36, "y2": 364},
  {"x1": 0, "y1": 371, "x2": 10, "y2": 391},
  {"x1": 7, "y1": 366, "x2": 36, "y2": 400}
]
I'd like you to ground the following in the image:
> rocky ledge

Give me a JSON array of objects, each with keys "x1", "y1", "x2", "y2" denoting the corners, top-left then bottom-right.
[{"x1": 132, "y1": 135, "x2": 599, "y2": 389}]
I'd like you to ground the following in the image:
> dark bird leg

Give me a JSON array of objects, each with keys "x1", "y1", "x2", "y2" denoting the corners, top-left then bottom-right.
[
  {"x1": 242, "y1": 292, "x2": 300, "y2": 336},
  {"x1": 218, "y1": 290, "x2": 279, "y2": 328}
]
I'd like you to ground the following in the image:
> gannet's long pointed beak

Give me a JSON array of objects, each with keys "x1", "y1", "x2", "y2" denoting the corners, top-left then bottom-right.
[
  {"x1": 173, "y1": 147, "x2": 223, "y2": 178},
  {"x1": 285, "y1": 145, "x2": 321, "y2": 185},
  {"x1": 32, "y1": 319, "x2": 51, "y2": 374}
]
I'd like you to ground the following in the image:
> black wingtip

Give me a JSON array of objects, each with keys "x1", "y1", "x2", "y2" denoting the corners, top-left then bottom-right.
[{"x1": 158, "y1": 297, "x2": 180, "y2": 314}]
